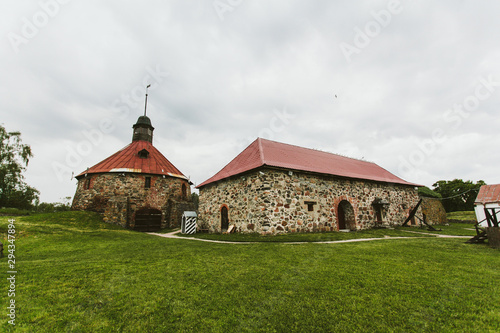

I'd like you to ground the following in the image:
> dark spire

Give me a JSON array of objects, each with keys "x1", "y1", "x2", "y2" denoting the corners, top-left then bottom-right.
[{"x1": 132, "y1": 115, "x2": 154, "y2": 143}]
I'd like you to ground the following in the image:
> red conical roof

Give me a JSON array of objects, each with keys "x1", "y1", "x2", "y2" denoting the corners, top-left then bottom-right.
[
  {"x1": 76, "y1": 140, "x2": 187, "y2": 180},
  {"x1": 197, "y1": 138, "x2": 420, "y2": 188}
]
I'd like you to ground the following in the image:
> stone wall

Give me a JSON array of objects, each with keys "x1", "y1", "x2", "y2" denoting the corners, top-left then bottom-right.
[
  {"x1": 198, "y1": 167, "x2": 422, "y2": 234},
  {"x1": 420, "y1": 197, "x2": 447, "y2": 225},
  {"x1": 72, "y1": 172, "x2": 193, "y2": 228}
]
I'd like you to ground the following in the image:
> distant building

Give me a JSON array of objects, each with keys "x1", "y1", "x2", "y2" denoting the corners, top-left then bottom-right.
[
  {"x1": 71, "y1": 116, "x2": 193, "y2": 231},
  {"x1": 197, "y1": 138, "x2": 422, "y2": 234},
  {"x1": 474, "y1": 184, "x2": 500, "y2": 227}
]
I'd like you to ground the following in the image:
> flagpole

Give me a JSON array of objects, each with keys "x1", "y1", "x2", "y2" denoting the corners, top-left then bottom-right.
[{"x1": 144, "y1": 84, "x2": 151, "y2": 116}]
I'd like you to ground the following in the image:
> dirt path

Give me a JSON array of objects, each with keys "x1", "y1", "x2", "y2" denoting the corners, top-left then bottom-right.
[{"x1": 147, "y1": 229, "x2": 471, "y2": 245}]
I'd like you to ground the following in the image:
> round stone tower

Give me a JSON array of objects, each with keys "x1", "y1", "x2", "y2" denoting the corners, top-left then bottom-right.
[{"x1": 71, "y1": 116, "x2": 193, "y2": 231}]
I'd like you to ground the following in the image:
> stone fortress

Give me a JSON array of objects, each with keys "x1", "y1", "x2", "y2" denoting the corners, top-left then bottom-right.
[{"x1": 72, "y1": 115, "x2": 438, "y2": 234}]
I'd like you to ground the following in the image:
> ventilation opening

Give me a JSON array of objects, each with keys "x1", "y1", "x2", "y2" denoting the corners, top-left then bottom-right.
[
  {"x1": 305, "y1": 201, "x2": 316, "y2": 212},
  {"x1": 138, "y1": 149, "x2": 150, "y2": 158}
]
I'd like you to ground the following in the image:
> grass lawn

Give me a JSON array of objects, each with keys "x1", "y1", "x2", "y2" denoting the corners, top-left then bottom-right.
[
  {"x1": 1, "y1": 212, "x2": 499, "y2": 332},
  {"x1": 447, "y1": 211, "x2": 477, "y2": 221},
  {"x1": 176, "y1": 223, "x2": 479, "y2": 242},
  {"x1": 405, "y1": 222, "x2": 479, "y2": 237}
]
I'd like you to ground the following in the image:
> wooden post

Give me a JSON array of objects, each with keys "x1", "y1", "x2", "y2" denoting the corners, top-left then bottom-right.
[{"x1": 486, "y1": 227, "x2": 500, "y2": 249}]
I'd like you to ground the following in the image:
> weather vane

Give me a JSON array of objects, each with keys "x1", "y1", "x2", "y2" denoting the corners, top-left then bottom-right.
[{"x1": 144, "y1": 84, "x2": 151, "y2": 116}]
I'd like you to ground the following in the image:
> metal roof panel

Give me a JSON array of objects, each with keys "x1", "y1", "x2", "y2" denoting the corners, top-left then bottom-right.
[
  {"x1": 475, "y1": 184, "x2": 500, "y2": 204},
  {"x1": 197, "y1": 138, "x2": 420, "y2": 188},
  {"x1": 76, "y1": 140, "x2": 187, "y2": 180}
]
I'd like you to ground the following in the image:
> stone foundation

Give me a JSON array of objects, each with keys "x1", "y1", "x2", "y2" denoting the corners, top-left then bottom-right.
[{"x1": 198, "y1": 167, "x2": 422, "y2": 234}]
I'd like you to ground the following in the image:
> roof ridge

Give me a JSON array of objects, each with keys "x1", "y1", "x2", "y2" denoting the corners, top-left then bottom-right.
[
  {"x1": 258, "y1": 137, "x2": 374, "y2": 164},
  {"x1": 257, "y1": 138, "x2": 266, "y2": 165}
]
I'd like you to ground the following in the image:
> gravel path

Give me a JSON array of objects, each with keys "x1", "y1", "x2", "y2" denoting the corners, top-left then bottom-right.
[{"x1": 147, "y1": 229, "x2": 471, "y2": 244}]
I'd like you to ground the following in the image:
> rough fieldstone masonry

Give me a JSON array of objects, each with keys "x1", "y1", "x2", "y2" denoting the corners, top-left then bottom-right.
[
  {"x1": 198, "y1": 167, "x2": 422, "y2": 234},
  {"x1": 420, "y1": 197, "x2": 447, "y2": 225},
  {"x1": 72, "y1": 173, "x2": 191, "y2": 228}
]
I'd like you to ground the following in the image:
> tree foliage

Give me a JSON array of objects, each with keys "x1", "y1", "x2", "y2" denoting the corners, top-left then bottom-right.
[
  {"x1": 418, "y1": 186, "x2": 442, "y2": 199},
  {"x1": 191, "y1": 192, "x2": 199, "y2": 210},
  {"x1": 432, "y1": 179, "x2": 485, "y2": 212},
  {"x1": 0, "y1": 124, "x2": 39, "y2": 209}
]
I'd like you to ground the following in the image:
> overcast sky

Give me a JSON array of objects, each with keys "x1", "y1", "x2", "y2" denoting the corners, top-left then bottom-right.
[{"x1": 1, "y1": 0, "x2": 499, "y2": 203}]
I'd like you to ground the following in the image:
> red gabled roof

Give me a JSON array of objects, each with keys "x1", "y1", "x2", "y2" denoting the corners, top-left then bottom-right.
[
  {"x1": 197, "y1": 138, "x2": 420, "y2": 188},
  {"x1": 76, "y1": 140, "x2": 187, "y2": 180},
  {"x1": 475, "y1": 184, "x2": 500, "y2": 205}
]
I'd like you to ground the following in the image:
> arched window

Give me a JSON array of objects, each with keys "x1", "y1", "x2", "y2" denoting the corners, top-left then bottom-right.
[{"x1": 182, "y1": 183, "x2": 187, "y2": 199}]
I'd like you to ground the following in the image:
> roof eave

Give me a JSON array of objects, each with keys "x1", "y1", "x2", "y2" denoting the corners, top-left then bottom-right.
[
  {"x1": 76, "y1": 170, "x2": 189, "y2": 181},
  {"x1": 197, "y1": 164, "x2": 422, "y2": 189}
]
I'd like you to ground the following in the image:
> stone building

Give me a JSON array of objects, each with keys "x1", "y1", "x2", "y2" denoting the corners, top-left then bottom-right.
[
  {"x1": 420, "y1": 197, "x2": 447, "y2": 225},
  {"x1": 72, "y1": 115, "x2": 193, "y2": 231},
  {"x1": 197, "y1": 138, "x2": 423, "y2": 234}
]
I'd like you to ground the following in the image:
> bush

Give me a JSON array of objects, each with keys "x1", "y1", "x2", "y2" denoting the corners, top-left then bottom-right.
[
  {"x1": 418, "y1": 186, "x2": 442, "y2": 199},
  {"x1": 0, "y1": 207, "x2": 31, "y2": 215},
  {"x1": 36, "y1": 202, "x2": 71, "y2": 213}
]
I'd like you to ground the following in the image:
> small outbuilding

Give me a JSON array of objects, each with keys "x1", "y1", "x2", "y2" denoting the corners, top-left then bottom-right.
[
  {"x1": 181, "y1": 211, "x2": 198, "y2": 234},
  {"x1": 197, "y1": 138, "x2": 423, "y2": 234},
  {"x1": 474, "y1": 184, "x2": 500, "y2": 227}
]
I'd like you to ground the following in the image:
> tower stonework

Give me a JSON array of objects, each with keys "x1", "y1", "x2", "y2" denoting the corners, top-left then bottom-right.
[{"x1": 72, "y1": 116, "x2": 193, "y2": 230}]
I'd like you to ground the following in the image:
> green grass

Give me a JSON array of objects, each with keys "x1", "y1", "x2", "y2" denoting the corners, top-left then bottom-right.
[
  {"x1": 1, "y1": 212, "x2": 499, "y2": 332},
  {"x1": 447, "y1": 211, "x2": 477, "y2": 221},
  {"x1": 177, "y1": 223, "x2": 478, "y2": 242},
  {"x1": 404, "y1": 222, "x2": 479, "y2": 236}
]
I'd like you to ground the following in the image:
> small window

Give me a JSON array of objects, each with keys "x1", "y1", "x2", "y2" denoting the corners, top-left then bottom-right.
[
  {"x1": 145, "y1": 177, "x2": 151, "y2": 188},
  {"x1": 305, "y1": 201, "x2": 316, "y2": 212},
  {"x1": 84, "y1": 178, "x2": 91, "y2": 190}
]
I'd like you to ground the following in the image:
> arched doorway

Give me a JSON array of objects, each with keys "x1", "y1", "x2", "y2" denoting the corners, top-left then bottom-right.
[
  {"x1": 337, "y1": 200, "x2": 356, "y2": 231},
  {"x1": 220, "y1": 206, "x2": 229, "y2": 232},
  {"x1": 134, "y1": 207, "x2": 162, "y2": 231}
]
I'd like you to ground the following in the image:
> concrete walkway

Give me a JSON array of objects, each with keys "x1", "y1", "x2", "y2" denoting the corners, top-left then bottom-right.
[
  {"x1": 147, "y1": 229, "x2": 471, "y2": 245},
  {"x1": 399, "y1": 230, "x2": 471, "y2": 239}
]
